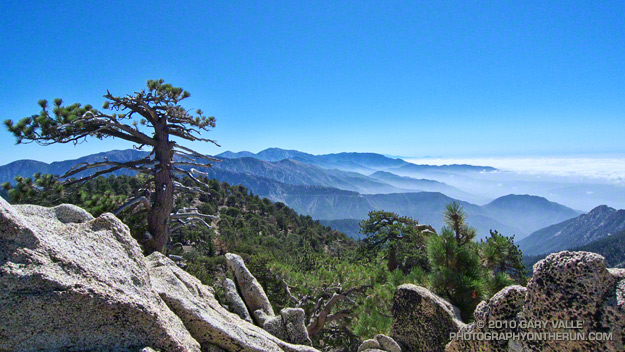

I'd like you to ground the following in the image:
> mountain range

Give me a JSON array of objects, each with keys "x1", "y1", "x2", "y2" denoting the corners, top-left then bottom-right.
[
  {"x1": 217, "y1": 148, "x2": 410, "y2": 174},
  {"x1": 482, "y1": 194, "x2": 580, "y2": 239},
  {"x1": 518, "y1": 204, "x2": 625, "y2": 255},
  {"x1": 3, "y1": 146, "x2": 624, "y2": 275},
  {"x1": 213, "y1": 157, "x2": 404, "y2": 194},
  {"x1": 523, "y1": 228, "x2": 625, "y2": 272},
  {"x1": 0, "y1": 148, "x2": 582, "y2": 242},
  {"x1": 0, "y1": 149, "x2": 148, "y2": 182}
]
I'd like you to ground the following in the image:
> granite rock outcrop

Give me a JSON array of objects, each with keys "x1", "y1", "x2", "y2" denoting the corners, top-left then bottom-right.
[
  {"x1": 390, "y1": 284, "x2": 465, "y2": 352},
  {"x1": 0, "y1": 198, "x2": 318, "y2": 352},
  {"x1": 445, "y1": 251, "x2": 624, "y2": 352},
  {"x1": 0, "y1": 198, "x2": 200, "y2": 351}
]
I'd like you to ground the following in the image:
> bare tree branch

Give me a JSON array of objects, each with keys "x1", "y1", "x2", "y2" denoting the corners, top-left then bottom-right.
[
  {"x1": 174, "y1": 143, "x2": 222, "y2": 159},
  {"x1": 62, "y1": 158, "x2": 155, "y2": 179},
  {"x1": 172, "y1": 181, "x2": 201, "y2": 193},
  {"x1": 168, "y1": 216, "x2": 213, "y2": 233},
  {"x1": 306, "y1": 285, "x2": 372, "y2": 337},
  {"x1": 172, "y1": 167, "x2": 213, "y2": 190},
  {"x1": 114, "y1": 196, "x2": 151, "y2": 215}
]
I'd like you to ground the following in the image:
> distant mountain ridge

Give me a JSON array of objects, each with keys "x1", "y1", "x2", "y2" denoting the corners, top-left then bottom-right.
[
  {"x1": 368, "y1": 170, "x2": 488, "y2": 204},
  {"x1": 217, "y1": 148, "x2": 410, "y2": 173},
  {"x1": 0, "y1": 149, "x2": 150, "y2": 182},
  {"x1": 0, "y1": 148, "x2": 580, "y2": 241},
  {"x1": 523, "y1": 228, "x2": 625, "y2": 272},
  {"x1": 214, "y1": 157, "x2": 405, "y2": 194},
  {"x1": 388, "y1": 162, "x2": 497, "y2": 176},
  {"x1": 217, "y1": 148, "x2": 498, "y2": 175},
  {"x1": 518, "y1": 205, "x2": 625, "y2": 255},
  {"x1": 483, "y1": 194, "x2": 581, "y2": 240}
]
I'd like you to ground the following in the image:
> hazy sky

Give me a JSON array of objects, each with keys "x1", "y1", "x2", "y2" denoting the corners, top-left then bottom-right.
[{"x1": 1, "y1": 1, "x2": 624, "y2": 165}]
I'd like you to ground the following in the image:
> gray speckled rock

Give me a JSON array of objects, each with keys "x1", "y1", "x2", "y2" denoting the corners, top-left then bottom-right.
[
  {"x1": 281, "y1": 308, "x2": 313, "y2": 346},
  {"x1": 0, "y1": 198, "x2": 200, "y2": 352},
  {"x1": 147, "y1": 252, "x2": 319, "y2": 352},
  {"x1": 225, "y1": 252, "x2": 275, "y2": 321},
  {"x1": 17, "y1": 202, "x2": 95, "y2": 223},
  {"x1": 358, "y1": 335, "x2": 401, "y2": 352},
  {"x1": 445, "y1": 285, "x2": 526, "y2": 352},
  {"x1": 390, "y1": 284, "x2": 464, "y2": 352},
  {"x1": 255, "y1": 310, "x2": 288, "y2": 341},
  {"x1": 445, "y1": 251, "x2": 625, "y2": 352},
  {"x1": 609, "y1": 268, "x2": 625, "y2": 306},
  {"x1": 254, "y1": 308, "x2": 312, "y2": 346},
  {"x1": 224, "y1": 278, "x2": 253, "y2": 323},
  {"x1": 358, "y1": 339, "x2": 381, "y2": 352},
  {"x1": 375, "y1": 334, "x2": 402, "y2": 352},
  {"x1": 518, "y1": 251, "x2": 624, "y2": 352}
]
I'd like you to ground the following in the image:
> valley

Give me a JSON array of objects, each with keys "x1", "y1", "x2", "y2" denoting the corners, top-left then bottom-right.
[{"x1": 1, "y1": 147, "x2": 598, "y2": 245}]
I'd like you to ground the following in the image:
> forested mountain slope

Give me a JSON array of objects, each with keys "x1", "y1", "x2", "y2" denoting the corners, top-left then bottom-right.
[
  {"x1": 519, "y1": 205, "x2": 625, "y2": 255},
  {"x1": 523, "y1": 228, "x2": 625, "y2": 272}
]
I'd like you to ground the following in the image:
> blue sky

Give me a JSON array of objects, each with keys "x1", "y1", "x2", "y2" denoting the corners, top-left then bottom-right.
[{"x1": 1, "y1": 1, "x2": 624, "y2": 165}]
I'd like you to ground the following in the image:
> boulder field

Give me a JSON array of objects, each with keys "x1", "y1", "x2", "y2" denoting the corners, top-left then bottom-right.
[
  {"x1": 1, "y1": 197, "x2": 623, "y2": 351},
  {"x1": 388, "y1": 252, "x2": 624, "y2": 352},
  {"x1": 0, "y1": 198, "x2": 316, "y2": 352}
]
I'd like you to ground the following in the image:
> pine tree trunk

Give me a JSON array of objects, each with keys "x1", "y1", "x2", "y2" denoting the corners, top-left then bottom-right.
[
  {"x1": 387, "y1": 244, "x2": 398, "y2": 272},
  {"x1": 145, "y1": 124, "x2": 174, "y2": 254}
]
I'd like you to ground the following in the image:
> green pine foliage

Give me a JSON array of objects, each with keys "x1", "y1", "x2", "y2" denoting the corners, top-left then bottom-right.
[
  {"x1": 2, "y1": 173, "x2": 143, "y2": 215},
  {"x1": 359, "y1": 211, "x2": 430, "y2": 272},
  {"x1": 426, "y1": 202, "x2": 525, "y2": 321},
  {"x1": 427, "y1": 226, "x2": 485, "y2": 321},
  {"x1": 480, "y1": 230, "x2": 528, "y2": 294}
]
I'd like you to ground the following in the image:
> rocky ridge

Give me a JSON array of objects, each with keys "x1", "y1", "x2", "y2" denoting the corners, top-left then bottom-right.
[
  {"x1": 0, "y1": 197, "x2": 317, "y2": 352},
  {"x1": 2, "y1": 197, "x2": 624, "y2": 351},
  {"x1": 519, "y1": 204, "x2": 625, "y2": 255},
  {"x1": 368, "y1": 252, "x2": 624, "y2": 352},
  {"x1": 445, "y1": 251, "x2": 624, "y2": 352}
]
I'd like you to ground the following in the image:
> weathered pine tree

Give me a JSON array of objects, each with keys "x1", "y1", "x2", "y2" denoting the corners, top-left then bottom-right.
[
  {"x1": 4, "y1": 79, "x2": 219, "y2": 253},
  {"x1": 359, "y1": 210, "x2": 433, "y2": 272}
]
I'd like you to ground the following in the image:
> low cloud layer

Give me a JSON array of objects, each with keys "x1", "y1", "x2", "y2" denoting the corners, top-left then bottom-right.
[{"x1": 405, "y1": 156, "x2": 625, "y2": 184}]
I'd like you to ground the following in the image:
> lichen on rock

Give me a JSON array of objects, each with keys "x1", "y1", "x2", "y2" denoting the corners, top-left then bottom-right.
[
  {"x1": 445, "y1": 251, "x2": 625, "y2": 352},
  {"x1": 390, "y1": 284, "x2": 464, "y2": 352}
]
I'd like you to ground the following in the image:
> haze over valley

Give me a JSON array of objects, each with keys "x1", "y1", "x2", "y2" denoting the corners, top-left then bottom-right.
[{"x1": 5, "y1": 146, "x2": 623, "y2": 251}]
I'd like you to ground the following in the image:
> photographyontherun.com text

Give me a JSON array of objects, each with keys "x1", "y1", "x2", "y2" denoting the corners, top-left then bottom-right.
[{"x1": 450, "y1": 319, "x2": 616, "y2": 342}]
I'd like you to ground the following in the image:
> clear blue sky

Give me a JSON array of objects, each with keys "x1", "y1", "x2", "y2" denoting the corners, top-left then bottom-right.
[{"x1": 1, "y1": 1, "x2": 624, "y2": 164}]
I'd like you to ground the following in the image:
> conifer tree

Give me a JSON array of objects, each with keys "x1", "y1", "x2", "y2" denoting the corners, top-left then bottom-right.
[
  {"x1": 444, "y1": 202, "x2": 477, "y2": 245},
  {"x1": 480, "y1": 230, "x2": 527, "y2": 294},
  {"x1": 428, "y1": 202, "x2": 485, "y2": 321},
  {"x1": 359, "y1": 210, "x2": 431, "y2": 272},
  {"x1": 4, "y1": 79, "x2": 219, "y2": 254}
]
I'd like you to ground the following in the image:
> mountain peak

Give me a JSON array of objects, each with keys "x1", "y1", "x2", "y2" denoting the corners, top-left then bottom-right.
[
  {"x1": 217, "y1": 150, "x2": 256, "y2": 159},
  {"x1": 588, "y1": 204, "x2": 614, "y2": 214},
  {"x1": 487, "y1": 194, "x2": 552, "y2": 205}
]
